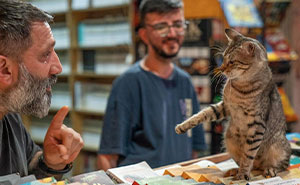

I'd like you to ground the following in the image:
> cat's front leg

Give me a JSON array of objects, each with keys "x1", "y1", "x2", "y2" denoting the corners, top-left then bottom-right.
[{"x1": 176, "y1": 101, "x2": 227, "y2": 134}]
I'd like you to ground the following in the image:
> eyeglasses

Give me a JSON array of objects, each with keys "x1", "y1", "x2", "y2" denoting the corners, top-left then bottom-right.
[{"x1": 146, "y1": 21, "x2": 188, "y2": 37}]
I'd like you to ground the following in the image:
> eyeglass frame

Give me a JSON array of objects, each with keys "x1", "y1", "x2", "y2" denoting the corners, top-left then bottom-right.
[{"x1": 145, "y1": 20, "x2": 189, "y2": 37}]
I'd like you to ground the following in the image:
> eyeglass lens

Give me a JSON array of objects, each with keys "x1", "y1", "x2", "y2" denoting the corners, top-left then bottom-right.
[{"x1": 152, "y1": 21, "x2": 187, "y2": 37}]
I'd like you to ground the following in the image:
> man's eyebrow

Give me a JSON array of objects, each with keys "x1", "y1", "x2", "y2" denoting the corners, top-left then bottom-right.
[{"x1": 46, "y1": 40, "x2": 56, "y2": 50}]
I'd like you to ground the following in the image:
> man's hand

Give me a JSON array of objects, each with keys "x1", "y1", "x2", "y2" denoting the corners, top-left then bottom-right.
[
  {"x1": 43, "y1": 106, "x2": 84, "y2": 170},
  {"x1": 97, "y1": 154, "x2": 119, "y2": 171}
]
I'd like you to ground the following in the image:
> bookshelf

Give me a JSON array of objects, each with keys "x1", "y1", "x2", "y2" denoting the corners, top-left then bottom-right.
[{"x1": 24, "y1": 0, "x2": 135, "y2": 175}]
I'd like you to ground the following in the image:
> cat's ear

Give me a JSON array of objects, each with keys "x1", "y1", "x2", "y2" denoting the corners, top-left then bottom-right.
[
  {"x1": 243, "y1": 42, "x2": 256, "y2": 57},
  {"x1": 225, "y1": 28, "x2": 242, "y2": 42}
]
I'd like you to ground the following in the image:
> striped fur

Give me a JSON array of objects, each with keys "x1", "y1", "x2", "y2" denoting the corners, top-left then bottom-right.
[{"x1": 175, "y1": 29, "x2": 291, "y2": 180}]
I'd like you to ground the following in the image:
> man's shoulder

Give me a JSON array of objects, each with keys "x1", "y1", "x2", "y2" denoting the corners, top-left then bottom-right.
[
  {"x1": 2, "y1": 113, "x2": 24, "y2": 131},
  {"x1": 114, "y1": 62, "x2": 143, "y2": 83},
  {"x1": 4, "y1": 113, "x2": 22, "y2": 124},
  {"x1": 122, "y1": 62, "x2": 142, "y2": 75}
]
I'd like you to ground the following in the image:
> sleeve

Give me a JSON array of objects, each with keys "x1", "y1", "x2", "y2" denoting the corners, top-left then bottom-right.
[
  {"x1": 98, "y1": 76, "x2": 135, "y2": 157},
  {"x1": 190, "y1": 82, "x2": 207, "y2": 151}
]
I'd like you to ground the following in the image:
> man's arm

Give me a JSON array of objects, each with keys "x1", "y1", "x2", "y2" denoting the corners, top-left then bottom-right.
[
  {"x1": 28, "y1": 151, "x2": 63, "y2": 180},
  {"x1": 97, "y1": 154, "x2": 119, "y2": 171},
  {"x1": 192, "y1": 150, "x2": 200, "y2": 159}
]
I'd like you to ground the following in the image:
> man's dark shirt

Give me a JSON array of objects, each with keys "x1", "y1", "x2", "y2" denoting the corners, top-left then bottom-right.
[{"x1": 0, "y1": 113, "x2": 41, "y2": 176}]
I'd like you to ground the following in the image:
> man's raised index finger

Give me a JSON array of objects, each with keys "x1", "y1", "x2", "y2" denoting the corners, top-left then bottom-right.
[{"x1": 49, "y1": 106, "x2": 69, "y2": 130}]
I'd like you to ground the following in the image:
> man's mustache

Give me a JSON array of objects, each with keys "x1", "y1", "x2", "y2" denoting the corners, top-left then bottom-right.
[
  {"x1": 162, "y1": 37, "x2": 179, "y2": 43},
  {"x1": 48, "y1": 75, "x2": 57, "y2": 87}
]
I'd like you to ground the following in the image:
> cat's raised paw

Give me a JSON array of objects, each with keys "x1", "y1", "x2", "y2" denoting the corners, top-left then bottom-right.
[{"x1": 175, "y1": 125, "x2": 186, "y2": 134}]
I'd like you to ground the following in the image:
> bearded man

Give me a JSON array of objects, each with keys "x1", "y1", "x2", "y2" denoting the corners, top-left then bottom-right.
[
  {"x1": 97, "y1": 0, "x2": 206, "y2": 171},
  {"x1": 0, "y1": 0, "x2": 83, "y2": 179}
]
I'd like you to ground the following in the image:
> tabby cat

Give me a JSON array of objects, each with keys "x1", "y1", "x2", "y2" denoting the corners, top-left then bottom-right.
[{"x1": 175, "y1": 28, "x2": 291, "y2": 180}]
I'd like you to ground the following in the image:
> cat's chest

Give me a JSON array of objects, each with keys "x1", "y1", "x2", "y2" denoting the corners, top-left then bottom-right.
[{"x1": 223, "y1": 85, "x2": 257, "y2": 118}]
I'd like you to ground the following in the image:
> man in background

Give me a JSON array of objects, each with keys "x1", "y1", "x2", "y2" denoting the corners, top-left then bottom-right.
[
  {"x1": 97, "y1": 0, "x2": 206, "y2": 170},
  {"x1": 0, "y1": 0, "x2": 83, "y2": 179}
]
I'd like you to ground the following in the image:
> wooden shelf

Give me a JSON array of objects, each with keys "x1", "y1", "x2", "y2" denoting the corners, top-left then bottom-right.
[
  {"x1": 78, "y1": 44, "x2": 131, "y2": 51},
  {"x1": 57, "y1": 74, "x2": 70, "y2": 79},
  {"x1": 74, "y1": 109, "x2": 105, "y2": 117},
  {"x1": 52, "y1": 12, "x2": 67, "y2": 22},
  {"x1": 82, "y1": 145, "x2": 98, "y2": 153},
  {"x1": 74, "y1": 73, "x2": 117, "y2": 84},
  {"x1": 72, "y1": 4, "x2": 130, "y2": 21}
]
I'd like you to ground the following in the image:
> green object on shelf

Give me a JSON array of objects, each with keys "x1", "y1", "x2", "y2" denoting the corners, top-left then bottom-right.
[{"x1": 213, "y1": 94, "x2": 222, "y2": 103}]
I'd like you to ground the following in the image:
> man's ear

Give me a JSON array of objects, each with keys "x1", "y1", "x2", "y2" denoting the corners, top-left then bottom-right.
[
  {"x1": 138, "y1": 28, "x2": 149, "y2": 45},
  {"x1": 0, "y1": 55, "x2": 15, "y2": 87}
]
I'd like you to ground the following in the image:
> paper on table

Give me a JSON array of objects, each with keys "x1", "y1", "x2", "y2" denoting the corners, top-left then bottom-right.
[
  {"x1": 215, "y1": 159, "x2": 239, "y2": 172},
  {"x1": 154, "y1": 164, "x2": 181, "y2": 176},
  {"x1": 106, "y1": 161, "x2": 159, "y2": 184},
  {"x1": 192, "y1": 160, "x2": 217, "y2": 168},
  {"x1": 247, "y1": 176, "x2": 283, "y2": 185}
]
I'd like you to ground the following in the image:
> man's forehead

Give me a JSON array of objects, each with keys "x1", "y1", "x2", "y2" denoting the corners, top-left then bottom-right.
[{"x1": 27, "y1": 21, "x2": 55, "y2": 53}]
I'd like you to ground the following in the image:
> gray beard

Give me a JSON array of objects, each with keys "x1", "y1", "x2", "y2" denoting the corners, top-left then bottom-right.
[{"x1": 0, "y1": 62, "x2": 57, "y2": 118}]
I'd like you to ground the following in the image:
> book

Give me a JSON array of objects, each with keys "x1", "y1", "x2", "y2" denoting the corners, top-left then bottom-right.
[
  {"x1": 247, "y1": 176, "x2": 300, "y2": 185},
  {"x1": 20, "y1": 177, "x2": 66, "y2": 185},
  {"x1": 133, "y1": 175, "x2": 222, "y2": 185},
  {"x1": 82, "y1": 50, "x2": 96, "y2": 72},
  {"x1": 68, "y1": 170, "x2": 115, "y2": 185},
  {"x1": 106, "y1": 161, "x2": 159, "y2": 184},
  {"x1": 219, "y1": 0, "x2": 263, "y2": 28},
  {"x1": 263, "y1": 28, "x2": 298, "y2": 62},
  {"x1": 247, "y1": 176, "x2": 283, "y2": 185},
  {"x1": 78, "y1": 19, "x2": 131, "y2": 48},
  {"x1": 0, "y1": 173, "x2": 36, "y2": 185},
  {"x1": 163, "y1": 165, "x2": 202, "y2": 177},
  {"x1": 181, "y1": 167, "x2": 224, "y2": 183},
  {"x1": 257, "y1": 0, "x2": 290, "y2": 27}
]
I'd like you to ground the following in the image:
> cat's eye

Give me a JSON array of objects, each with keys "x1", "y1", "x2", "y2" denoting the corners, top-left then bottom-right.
[{"x1": 229, "y1": 61, "x2": 234, "y2": 65}]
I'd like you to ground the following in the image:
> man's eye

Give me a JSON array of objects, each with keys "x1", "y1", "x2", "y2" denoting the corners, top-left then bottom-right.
[
  {"x1": 42, "y1": 51, "x2": 51, "y2": 63},
  {"x1": 153, "y1": 24, "x2": 167, "y2": 30},
  {"x1": 174, "y1": 22, "x2": 184, "y2": 28}
]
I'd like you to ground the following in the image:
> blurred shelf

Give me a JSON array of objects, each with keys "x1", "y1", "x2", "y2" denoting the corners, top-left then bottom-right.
[
  {"x1": 74, "y1": 109, "x2": 105, "y2": 117},
  {"x1": 72, "y1": 4, "x2": 130, "y2": 21},
  {"x1": 78, "y1": 44, "x2": 131, "y2": 51},
  {"x1": 74, "y1": 73, "x2": 117, "y2": 83},
  {"x1": 82, "y1": 145, "x2": 98, "y2": 152},
  {"x1": 52, "y1": 12, "x2": 67, "y2": 22}
]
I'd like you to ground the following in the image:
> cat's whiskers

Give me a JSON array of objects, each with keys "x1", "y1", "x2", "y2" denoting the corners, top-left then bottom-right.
[{"x1": 211, "y1": 69, "x2": 221, "y2": 84}]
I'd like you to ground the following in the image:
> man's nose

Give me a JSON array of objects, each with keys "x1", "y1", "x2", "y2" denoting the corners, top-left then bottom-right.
[
  {"x1": 49, "y1": 51, "x2": 62, "y2": 75},
  {"x1": 166, "y1": 26, "x2": 177, "y2": 37}
]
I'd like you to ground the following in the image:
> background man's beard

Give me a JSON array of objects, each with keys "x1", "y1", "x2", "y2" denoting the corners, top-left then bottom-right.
[
  {"x1": 0, "y1": 63, "x2": 57, "y2": 118},
  {"x1": 151, "y1": 38, "x2": 181, "y2": 59}
]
